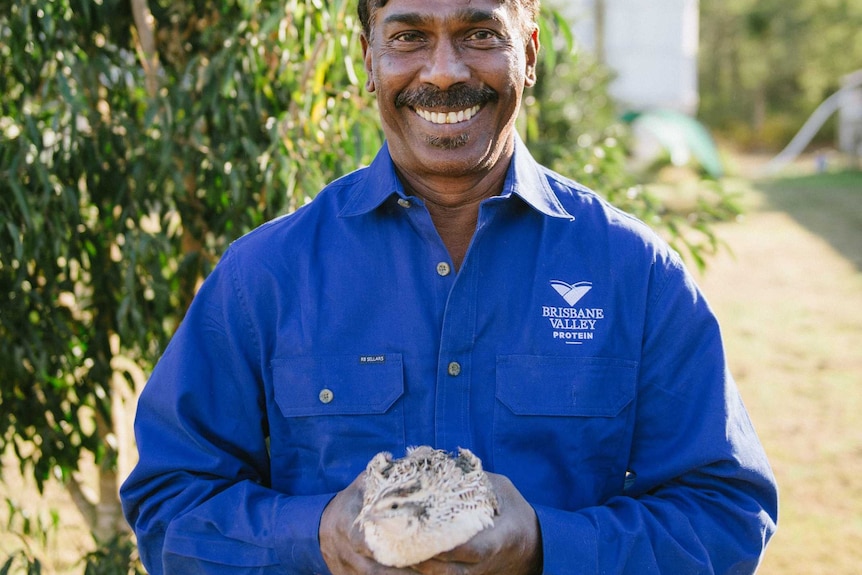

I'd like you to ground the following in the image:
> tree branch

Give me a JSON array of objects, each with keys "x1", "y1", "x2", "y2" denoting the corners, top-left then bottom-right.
[
  {"x1": 66, "y1": 473, "x2": 98, "y2": 534},
  {"x1": 130, "y1": 0, "x2": 160, "y2": 97}
]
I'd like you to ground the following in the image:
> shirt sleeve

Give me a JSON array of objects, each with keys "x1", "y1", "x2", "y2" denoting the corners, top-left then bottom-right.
[
  {"x1": 120, "y1": 249, "x2": 333, "y2": 575},
  {"x1": 535, "y1": 254, "x2": 778, "y2": 575}
]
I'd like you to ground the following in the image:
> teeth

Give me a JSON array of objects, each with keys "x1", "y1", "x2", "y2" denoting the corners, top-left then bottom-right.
[{"x1": 416, "y1": 105, "x2": 481, "y2": 125}]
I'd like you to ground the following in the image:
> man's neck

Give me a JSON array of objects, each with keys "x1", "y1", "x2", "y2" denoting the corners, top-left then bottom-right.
[{"x1": 396, "y1": 162, "x2": 510, "y2": 271}]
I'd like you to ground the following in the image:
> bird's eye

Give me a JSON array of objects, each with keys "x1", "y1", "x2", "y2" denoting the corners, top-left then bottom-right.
[{"x1": 390, "y1": 503, "x2": 399, "y2": 510}]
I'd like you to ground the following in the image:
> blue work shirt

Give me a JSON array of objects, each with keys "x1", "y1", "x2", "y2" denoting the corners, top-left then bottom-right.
[{"x1": 121, "y1": 136, "x2": 778, "y2": 574}]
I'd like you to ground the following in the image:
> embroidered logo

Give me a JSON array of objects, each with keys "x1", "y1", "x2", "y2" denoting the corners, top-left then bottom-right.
[
  {"x1": 550, "y1": 280, "x2": 592, "y2": 307},
  {"x1": 543, "y1": 280, "x2": 605, "y2": 345}
]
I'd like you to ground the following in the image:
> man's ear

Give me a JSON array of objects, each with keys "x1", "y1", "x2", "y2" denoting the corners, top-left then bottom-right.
[
  {"x1": 524, "y1": 25, "x2": 540, "y2": 87},
  {"x1": 361, "y1": 34, "x2": 376, "y2": 93}
]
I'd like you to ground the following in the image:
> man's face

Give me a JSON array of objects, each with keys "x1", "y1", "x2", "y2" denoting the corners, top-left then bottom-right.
[{"x1": 361, "y1": 0, "x2": 538, "y2": 180}]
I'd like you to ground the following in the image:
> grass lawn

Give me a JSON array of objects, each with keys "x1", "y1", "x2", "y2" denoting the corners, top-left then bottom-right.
[{"x1": 695, "y1": 169, "x2": 862, "y2": 574}]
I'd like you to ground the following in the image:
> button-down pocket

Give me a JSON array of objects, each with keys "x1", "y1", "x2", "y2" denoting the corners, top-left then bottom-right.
[
  {"x1": 269, "y1": 354, "x2": 406, "y2": 494},
  {"x1": 494, "y1": 355, "x2": 637, "y2": 509}
]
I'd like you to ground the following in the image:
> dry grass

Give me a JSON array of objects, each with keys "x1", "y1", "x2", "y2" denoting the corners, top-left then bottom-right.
[
  {"x1": 2, "y1": 165, "x2": 861, "y2": 573},
  {"x1": 0, "y1": 452, "x2": 93, "y2": 571},
  {"x1": 694, "y1": 168, "x2": 862, "y2": 574}
]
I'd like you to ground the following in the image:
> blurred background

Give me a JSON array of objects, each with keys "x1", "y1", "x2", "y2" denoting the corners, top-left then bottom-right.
[{"x1": 1, "y1": 0, "x2": 860, "y2": 572}]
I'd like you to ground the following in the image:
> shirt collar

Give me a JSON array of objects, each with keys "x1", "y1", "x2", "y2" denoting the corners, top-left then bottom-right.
[
  {"x1": 340, "y1": 134, "x2": 574, "y2": 220},
  {"x1": 502, "y1": 133, "x2": 574, "y2": 220},
  {"x1": 339, "y1": 142, "x2": 407, "y2": 217}
]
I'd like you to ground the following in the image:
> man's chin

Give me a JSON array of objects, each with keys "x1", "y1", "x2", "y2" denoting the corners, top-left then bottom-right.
[{"x1": 425, "y1": 133, "x2": 470, "y2": 150}]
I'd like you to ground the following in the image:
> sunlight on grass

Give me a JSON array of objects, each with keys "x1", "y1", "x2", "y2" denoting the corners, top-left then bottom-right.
[{"x1": 696, "y1": 168, "x2": 862, "y2": 575}]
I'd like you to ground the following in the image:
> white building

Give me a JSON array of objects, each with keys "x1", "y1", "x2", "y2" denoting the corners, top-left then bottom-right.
[{"x1": 557, "y1": 0, "x2": 700, "y2": 115}]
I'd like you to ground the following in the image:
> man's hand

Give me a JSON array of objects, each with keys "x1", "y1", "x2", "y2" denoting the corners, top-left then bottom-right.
[
  {"x1": 319, "y1": 471, "x2": 542, "y2": 575},
  {"x1": 319, "y1": 472, "x2": 398, "y2": 575},
  {"x1": 409, "y1": 473, "x2": 542, "y2": 575}
]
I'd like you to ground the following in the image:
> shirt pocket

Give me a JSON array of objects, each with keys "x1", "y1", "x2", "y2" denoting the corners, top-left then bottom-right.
[
  {"x1": 494, "y1": 354, "x2": 637, "y2": 509},
  {"x1": 269, "y1": 354, "x2": 406, "y2": 493}
]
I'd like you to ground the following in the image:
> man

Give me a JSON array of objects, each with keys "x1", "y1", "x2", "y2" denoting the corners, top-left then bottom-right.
[{"x1": 121, "y1": 0, "x2": 778, "y2": 573}]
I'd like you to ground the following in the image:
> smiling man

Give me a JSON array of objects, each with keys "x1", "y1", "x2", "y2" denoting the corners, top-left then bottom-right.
[
  {"x1": 360, "y1": 0, "x2": 540, "y2": 272},
  {"x1": 121, "y1": 1, "x2": 778, "y2": 574}
]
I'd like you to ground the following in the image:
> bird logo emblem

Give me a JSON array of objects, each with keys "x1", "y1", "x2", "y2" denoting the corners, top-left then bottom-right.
[{"x1": 550, "y1": 280, "x2": 593, "y2": 307}]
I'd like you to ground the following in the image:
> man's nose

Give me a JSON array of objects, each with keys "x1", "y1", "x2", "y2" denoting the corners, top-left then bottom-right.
[{"x1": 419, "y1": 40, "x2": 471, "y2": 90}]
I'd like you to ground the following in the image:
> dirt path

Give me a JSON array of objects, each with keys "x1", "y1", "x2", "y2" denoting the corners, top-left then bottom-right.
[{"x1": 694, "y1": 175, "x2": 862, "y2": 574}]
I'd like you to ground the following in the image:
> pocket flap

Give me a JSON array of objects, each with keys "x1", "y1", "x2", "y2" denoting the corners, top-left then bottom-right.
[
  {"x1": 496, "y1": 355, "x2": 637, "y2": 417},
  {"x1": 271, "y1": 354, "x2": 404, "y2": 417}
]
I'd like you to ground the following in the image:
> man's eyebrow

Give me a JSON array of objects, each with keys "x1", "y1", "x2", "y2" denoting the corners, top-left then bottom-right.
[
  {"x1": 382, "y1": 11, "x2": 432, "y2": 27},
  {"x1": 381, "y1": 8, "x2": 502, "y2": 28}
]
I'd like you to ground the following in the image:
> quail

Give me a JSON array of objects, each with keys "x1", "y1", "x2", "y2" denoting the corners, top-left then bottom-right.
[{"x1": 355, "y1": 445, "x2": 499, "y2": 568}]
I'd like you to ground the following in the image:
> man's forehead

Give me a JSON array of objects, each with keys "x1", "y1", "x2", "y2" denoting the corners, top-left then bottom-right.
[
  {"x1": 371, "y1": 0, "x2": 517, "y2": 30},
  {"x1": 378, "y1": 0, "x2": 507, "y2": 8},
  {"x1": 380, "y1": 4, "x2": 508, "y2": 25}
]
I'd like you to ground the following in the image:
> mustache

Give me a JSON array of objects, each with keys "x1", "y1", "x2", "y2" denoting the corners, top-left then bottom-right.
[{"x1": 395, "y1": 85, "x2": 498, "y2": 110}]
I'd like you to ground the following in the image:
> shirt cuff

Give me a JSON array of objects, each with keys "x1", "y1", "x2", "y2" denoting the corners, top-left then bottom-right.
[
  {"x1": 534, "y1": 504, "x2": 598, "y2": 575},
  {"x1": 274, "y1": 492, "x2": 336, "y2": 574}
]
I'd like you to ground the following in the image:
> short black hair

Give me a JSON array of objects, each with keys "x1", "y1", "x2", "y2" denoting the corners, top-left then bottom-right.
[{"x1": 357, "y1": 0, "x2": 540, "y2": 38}]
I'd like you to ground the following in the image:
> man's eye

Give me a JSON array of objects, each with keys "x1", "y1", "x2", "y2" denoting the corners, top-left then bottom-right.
[
  {"x1": 393, "y1": 32, "x2": 424, "y2": 43},
  {"x1": 467, "y1": 30, "x2": 498, "y2": 41}
]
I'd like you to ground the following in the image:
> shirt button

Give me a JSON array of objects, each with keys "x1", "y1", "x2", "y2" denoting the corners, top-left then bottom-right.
[
  {"x1": 318, "y1": 389, "x2": 334, "y2": 404},
  {"x1": 436, "y1": 262, "x2": 451, "y2": 276},
  {"x1": 397, "y1": 198, "x2": 412, "y2": 208},
  {"x1": 447, "y1": 361, "x2": 461, "y2": 376}
]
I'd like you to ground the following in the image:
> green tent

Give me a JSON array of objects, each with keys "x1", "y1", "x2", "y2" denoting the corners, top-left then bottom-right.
[{"x1": 622, "y1": 109, "x2": 725, "y2": 178}]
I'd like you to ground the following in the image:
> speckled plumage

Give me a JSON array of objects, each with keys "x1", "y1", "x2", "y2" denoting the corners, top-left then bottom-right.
[{"x1": 355, "y1": 446, "x2": 499, "y2": 567}]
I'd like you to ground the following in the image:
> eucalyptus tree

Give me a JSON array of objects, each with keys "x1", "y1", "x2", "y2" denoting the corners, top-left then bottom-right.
[{"x1": 1, "y1": 0, "x2": 378, "y2": 565}]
